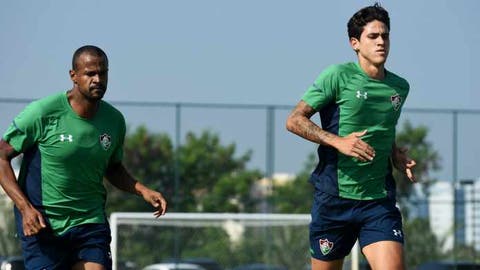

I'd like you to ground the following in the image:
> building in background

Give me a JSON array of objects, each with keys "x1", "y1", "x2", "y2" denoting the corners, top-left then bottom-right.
[
  {"x1": 428, "y1": 179, "x2": 480, "y2": 252},
  {"x1": 456, "y1": 179, "x2": 480, "y2": 250},
  {"x1": 253, "y1": 173, "x2": 295, "y2": 213},
  {"x1": 429, "y1": 181, "x2": 456, "y2": 251}
]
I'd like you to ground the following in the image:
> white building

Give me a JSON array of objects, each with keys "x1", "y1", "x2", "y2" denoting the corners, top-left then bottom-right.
[
  {"x1": 429, "y1": 181, "x2": 455, "y2": 251},
  {"x1": 428, "y1": 178, "x2": 480, "y2": 252},
  {"x1": 456, "y1": 178, "x2": 480, "y2": 250}
]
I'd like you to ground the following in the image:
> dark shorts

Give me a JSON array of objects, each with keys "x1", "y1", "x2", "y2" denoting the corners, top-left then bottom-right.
[
  {"x1": 17, "y1": 221, "x2": 112, "y2": 270},
  {"x1": 309, "y1": 191, "x2": 404, "y2": 261}
]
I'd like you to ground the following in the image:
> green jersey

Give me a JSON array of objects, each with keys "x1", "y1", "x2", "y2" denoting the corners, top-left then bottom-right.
[
  {"x1": 3, "y1": 92, "x2": 126, "y2": 235},
  {"x1": 302, "y1": 62, "x2": 409, "y2": 200}
]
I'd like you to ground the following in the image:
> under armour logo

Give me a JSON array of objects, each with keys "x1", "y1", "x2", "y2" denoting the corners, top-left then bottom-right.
[
  {"x1": 356, "y1": 90, "x2": 368, "y2": 99},
  {"x1": 59, "y1": 134, "x2": 73, "y2": 142},
  {"x1": 393, "y1": 229, "x2": 403, "y2": 237}
]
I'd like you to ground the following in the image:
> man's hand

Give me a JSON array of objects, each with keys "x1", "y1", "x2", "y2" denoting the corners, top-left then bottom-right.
[
  {"x1": 392, "y1": 146, "x2": 417, "y2": 182},
  {"x1": 141, "y1": 189, "x2": 167, "y2": 217},
  {"x1": 21, "y1": 206, "x2": 46, "y2": 236},
  {"x1": 334, "y1": 130, "x2": 376, "y2": 162},
  {"x1": 105, "y1": 163, "x2": 168, "y2": 217}
]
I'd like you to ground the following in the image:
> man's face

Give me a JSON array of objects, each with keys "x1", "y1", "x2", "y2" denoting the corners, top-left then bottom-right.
[
  {"x1": 70, "y1": 53, "x2": 108, "y2": 101},
  {"x1": 350, "y1": 20, "x2": 390, "y2": 67}
]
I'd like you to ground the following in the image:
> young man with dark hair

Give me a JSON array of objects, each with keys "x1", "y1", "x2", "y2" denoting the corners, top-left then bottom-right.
[
  {"x1": 286, "y1": 3, "x2": 416, "y2": 270},
  {"x1": 0, "y1": 45, "x2": 167, "y2": 270}
]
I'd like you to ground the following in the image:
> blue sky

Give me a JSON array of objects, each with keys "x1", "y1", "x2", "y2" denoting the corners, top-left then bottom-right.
[{"x1": 1, "y1": 1, "x2": 479, "y2": 182}]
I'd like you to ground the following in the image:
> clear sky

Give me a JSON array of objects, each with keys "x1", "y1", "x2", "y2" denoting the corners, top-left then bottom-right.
[{"x1": 1, "y1": 1, "x2": 479, "y2": 182}]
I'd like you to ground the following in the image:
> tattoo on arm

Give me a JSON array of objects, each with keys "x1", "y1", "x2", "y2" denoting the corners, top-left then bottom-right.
[{"x1": 286, "y1": 101, "x2": 336, "y2": 146}]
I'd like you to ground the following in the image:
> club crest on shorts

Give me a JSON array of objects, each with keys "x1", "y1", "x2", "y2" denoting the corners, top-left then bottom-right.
[
  {"x1": 319, "y1": 238, "x2": 334, "y2": 255},
  {"x1": 391, "y1": 94, "x2": 402, "y2": 111},
  {"x1": 99, "y1": 133, "x2": 112, "y2": 150}
]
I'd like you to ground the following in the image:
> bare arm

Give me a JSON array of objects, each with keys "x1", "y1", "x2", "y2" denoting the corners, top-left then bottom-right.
[
  {"x1": 0, "y1": 140, "x2": 46, "y2": 235},
  {"x1": 286, "y1": 100, "x2": 375, "y2": 162},
  {"x1": 105, "y1": 163, "x2": 167, "y2": 217},
  {"x1": 286, "y1": 100, "x2": 337, "y2": 146}
]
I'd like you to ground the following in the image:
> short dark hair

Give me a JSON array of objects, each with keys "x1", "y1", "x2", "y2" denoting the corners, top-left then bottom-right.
[
  {"x1": 347, "y1": 3, "x2": 390, "y2": 40},
  {"x1": 71, "y1": 45, "x2": 108, "y2": 70}
]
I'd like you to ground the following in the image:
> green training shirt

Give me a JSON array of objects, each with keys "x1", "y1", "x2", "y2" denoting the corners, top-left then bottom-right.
[
  {"x1": 3, "y1": 91, "x2": 126, "y2": 235},
  {"x1": 302, "y1": 62, "x2": 409, "y2": 200}
]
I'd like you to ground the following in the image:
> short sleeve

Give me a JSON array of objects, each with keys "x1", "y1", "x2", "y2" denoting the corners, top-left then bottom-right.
[
  {"x1": 2, "y1": 102, "x2": 44, "y2": 153},
  {"x1": 109, "y1": 113, "x2": 126, "y2": 164},
  {"x1": 301, "y1": 65, "x2": 340, "y2": 111}
]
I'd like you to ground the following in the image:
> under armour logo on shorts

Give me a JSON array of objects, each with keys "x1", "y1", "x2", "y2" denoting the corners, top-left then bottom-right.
[{"x1": 393, "y1": 229, "x2": 403, "y2": 238}]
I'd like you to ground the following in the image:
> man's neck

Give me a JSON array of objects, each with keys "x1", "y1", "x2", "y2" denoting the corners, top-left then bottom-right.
[
  {"x1": 358, "y1": 58, "x2": 385, "y2": 80},
  {"x1": 67, "y1": 89, "x2": 99, "y2": 119}
]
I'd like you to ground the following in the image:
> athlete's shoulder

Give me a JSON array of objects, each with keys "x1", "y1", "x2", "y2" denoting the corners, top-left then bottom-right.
[
  {"x1": 99, "y1": 100, "x2": 125, "y2": 121},
  {"x1": 315, "y1": 62, "x2": 358, "y2": 85},
  {"x1": 385, "y1": 70, "x2": 410, "y2": 90},
  {"x1": 23, "y1": 92, "x2": 67, "y2": 116},
  {"x1": 34, "y1": 91, "x2": 65, "y2": 104},
  {"x1": 321, "y1": 62, "x2": 358, "y2": 76}
]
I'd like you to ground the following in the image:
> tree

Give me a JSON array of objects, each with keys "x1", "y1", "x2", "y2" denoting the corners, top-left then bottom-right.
[
  {"x1": 404, "y1": 218, "x2": 442, "y2": 268},
  {"x1": 106, "y1": 126, "x2": 264, "y2": 266},
  {"x1": 106, "y1": 126, "x2": 262, "y2": 214},
  {"x1": 269, "y1": 153, "x2": 316, "y2": 214},
  {"x1": 105, "y1": 125, "x2": 174, "y2": 214},
  {"x1": 394, "y1": 120, "x2": 441, "y2": 203},
  {"x1": 177, "y1": 131, "x2": 262, "y2": 213}
]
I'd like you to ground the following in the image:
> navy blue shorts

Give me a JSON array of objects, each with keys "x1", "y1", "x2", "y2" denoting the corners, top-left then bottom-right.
[
  {"x1": 17, "y1": 221, "x2": 112, "y2": 270},
  {"x1": 309, "y1": 191, "x2": 404, "y2": 261}
]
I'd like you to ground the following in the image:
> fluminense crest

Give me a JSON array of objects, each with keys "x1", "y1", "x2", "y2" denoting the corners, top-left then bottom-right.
[
  {"x1": 391, "y1": 94, "x2": 402, "y2": 111},
  {"x1": 319, "y1": 238, "x2": 334, "y2": 255},
  {"x1": 99, "y1": 133, "x2": 112, "y2": 151}
]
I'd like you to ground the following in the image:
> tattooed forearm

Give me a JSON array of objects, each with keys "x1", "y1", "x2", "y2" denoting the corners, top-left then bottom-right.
[
  {"x1": 289, "y1": 112, "x2": 335, "y2": 145},
  {"x1": 286, "y1": 102, "x2": 337, "y2": 146}
]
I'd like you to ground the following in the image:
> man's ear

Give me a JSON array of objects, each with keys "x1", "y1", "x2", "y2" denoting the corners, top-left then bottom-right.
[
  {"x1": 350, "y1": 37, "x2": 360, "y2": 52},
  {"x1": 69, "y1": 69, "x2": 77, "y2": 84}
]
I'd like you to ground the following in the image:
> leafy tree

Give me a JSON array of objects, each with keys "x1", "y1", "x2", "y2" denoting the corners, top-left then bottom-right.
[
  {"x1": 106, "y1": 126, "x2": 262, "y2": 214},
  {"x1": 394, "y1": 120, "x2": 441, "y2": 203},
  {"x1": 178, "y1": 131, "x2": 262, "y2": 212},
  {"x1": 404, "y1": 218, "x2": 442, "y2": 268},
  {"x1": 107, "y1": 126, "x2": 264, "y2": 266},
  {"x1": 202, "y1": 171, "x2": 262, "y2": 213},
  {"x1": 270, "y1": 153, "x2": 316, "y2": 214},
  {"x1": 105, "y1": 125, "x2": 174, "y2": 214}
]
